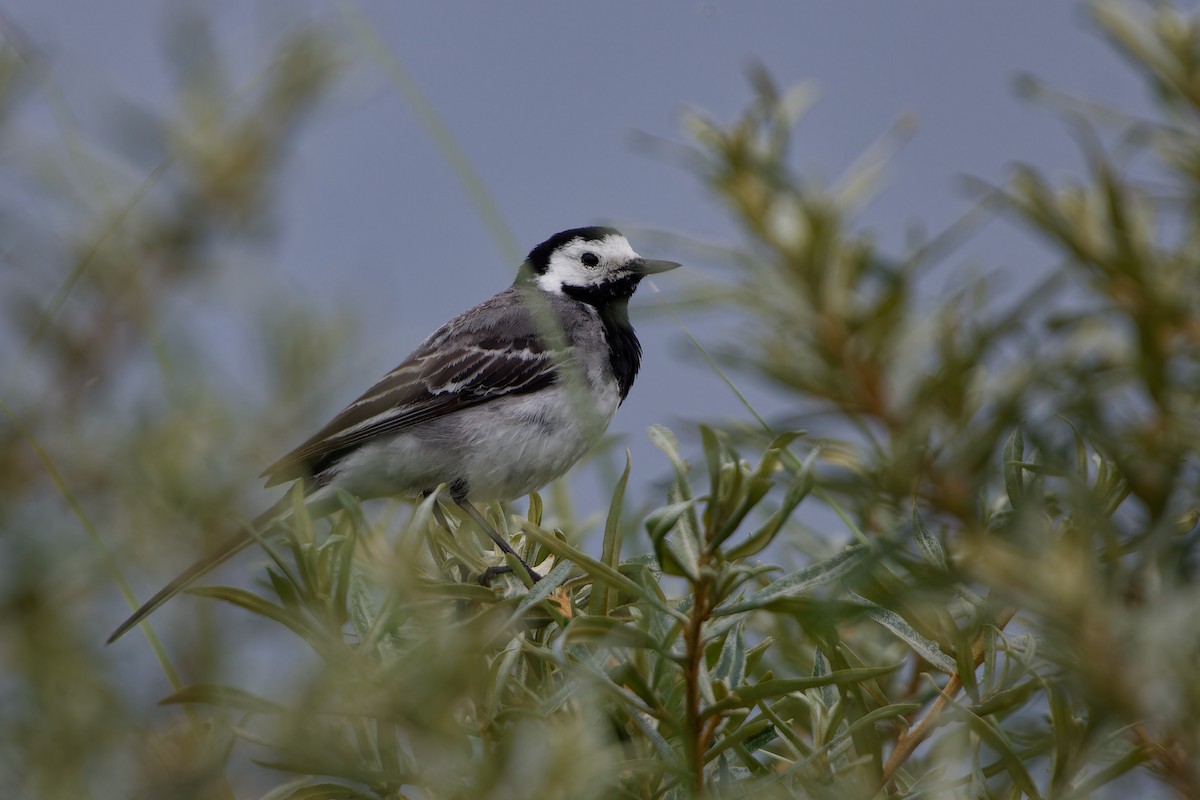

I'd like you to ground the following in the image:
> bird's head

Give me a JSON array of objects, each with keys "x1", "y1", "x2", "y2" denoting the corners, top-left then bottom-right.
[{"x1": 519, "y1": 227, "x2": 680, "y2": 302}]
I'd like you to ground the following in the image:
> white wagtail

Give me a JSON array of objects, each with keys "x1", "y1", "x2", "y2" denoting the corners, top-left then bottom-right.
[{"x1": 108, "y1": 227, "x2": 679, "y2": 643}]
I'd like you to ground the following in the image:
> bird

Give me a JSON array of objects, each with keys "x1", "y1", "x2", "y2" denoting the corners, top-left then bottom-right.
[{"x1": 107, "y1": 226, "x2": 680, "y2": 643}]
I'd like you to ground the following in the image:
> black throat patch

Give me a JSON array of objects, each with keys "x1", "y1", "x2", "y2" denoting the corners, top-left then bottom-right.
[{"x1": 563, "y1": 276, "x2": 644, "y2": 403}]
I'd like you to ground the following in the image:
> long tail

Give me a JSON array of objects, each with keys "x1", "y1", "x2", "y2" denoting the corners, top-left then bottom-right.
[{"x1": 106, "y1": 494, "x2": 295, "y2": 644}]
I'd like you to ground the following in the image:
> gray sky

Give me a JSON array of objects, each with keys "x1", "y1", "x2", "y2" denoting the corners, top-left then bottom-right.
[{"x1": 4, "y1": 1, "x2": 1153, "y2": 515}]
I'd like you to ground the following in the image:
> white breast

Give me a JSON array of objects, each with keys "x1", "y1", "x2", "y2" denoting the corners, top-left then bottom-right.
[{"x1": 455, "y1": 381, "x2": 621, "y2": 501}]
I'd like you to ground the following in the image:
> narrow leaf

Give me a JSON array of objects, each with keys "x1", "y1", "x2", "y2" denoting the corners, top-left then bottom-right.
[
  {"x1": 518, "y1": 520, "x2": 687, "y2": 623},
  {"x1": 527, "y1": 490, "x2": 543, "y2": 527},
  {"x1": 506, "y1": 558, "x2": 574, "y2": 626},
  {"x1": 714, "y1": 545, "x2": 868, "y2": 617},
  {"x1": 704, "y1": 717, "x2": 774, "y2": 764},
  {"x1": 160, "y1": 684, "x2": 286, "y2": 714},
  {"x1": 699, "y1": 424, "x2": 725, "y2": 502},
  {"x1": 702, "y1": 664, "x2": 903, "y2": 718},
  {"x1": 1003, "y1": 426, "x2": 1025, "y2": 507},
  {"x1": 566, "y1": 616, "x2": 664, "y2": 652},
  {"x1": 709, "y1": 431, "x2": 805, "y2": 554},
  {"x1": 970, "y1": 678, "x2": 1042, "y2": 718},
  {"x1": 649, "y1": 424, "x2": 689, "y2": 481},
  {"x1": 645, "y1": 500, "x2": 702, "y2": 539},
  {"x1": 667, "y1": 518, "x2": 702, "y2": 584},
  {"x1": 951, "y1": 703, "x2": 1044, "y2": 799},
  {"x1": 912, "y1": 504, "x2": 947, "y2": 569},
  {"x1": 590, "y1": 451, "x2": 632, "y2": 616},
  {"x1": 278, "y1": 785, "x2": 378, "y2": 800},
  {"x1": 812, "y1": 649, "x2": 837, "y2": 709},
  {"x1": 267, "y1": 568, "x2": 299, "y2": 608},
  {"x1": 724, "y1": 463, "x2": 813, "y2": 560},
  {"x1": 712, "y1": 621, "x2": 747, "y2": 688},
  {"x1": 848, "y1": 592, "x2": 957, "y2": 673},
  {"x1": 188, "y1": 585, "x2": 321, "y2": 641},
  {"x1": 1062, "y1": 740, "x2": 1153, "y2": 800}
]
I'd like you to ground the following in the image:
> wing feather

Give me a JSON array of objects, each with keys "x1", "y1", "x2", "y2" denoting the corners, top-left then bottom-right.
[{"x1": 261, "y1": 293, "x2": 559, "y2": 486}]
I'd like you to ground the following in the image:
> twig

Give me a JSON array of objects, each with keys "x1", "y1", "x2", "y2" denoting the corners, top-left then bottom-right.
[
  {"x1": 881, "y1": 607, "x2": 1018, "y2": 789},
  {"x1": 683, "y1": 574, "x2": 714, "y2": 795},
  {"x1": 1130, "y1": 723, "x2": 1197, "y2": 798}
]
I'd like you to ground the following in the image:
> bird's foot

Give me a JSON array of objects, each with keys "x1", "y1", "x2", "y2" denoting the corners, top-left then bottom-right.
[{"x1": 478, "y1": 561, "x2": 542, "y2": 586}]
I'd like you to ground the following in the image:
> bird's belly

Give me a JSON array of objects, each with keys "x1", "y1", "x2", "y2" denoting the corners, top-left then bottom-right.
[
  {"x1": 458, "y1": 385, "x2": 620, "y2": 501},
  {"x1": 330, "y1": 384, "x2": 620, "y2": 504}
]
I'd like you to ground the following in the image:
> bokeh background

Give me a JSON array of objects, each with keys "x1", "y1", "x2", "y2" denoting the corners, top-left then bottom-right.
[{"x1": 1, "y1": 2, "x2": 1189, "y2": 799}]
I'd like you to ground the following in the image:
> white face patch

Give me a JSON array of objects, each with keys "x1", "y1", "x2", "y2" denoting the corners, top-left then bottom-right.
[{"x1": 535, "y1": 233, "x2": 641, "y2": 294}]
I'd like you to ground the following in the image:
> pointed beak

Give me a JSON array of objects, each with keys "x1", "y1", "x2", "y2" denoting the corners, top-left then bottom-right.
[{"x1": 630, "y1": 258, "x2": 682, "y2": 276}]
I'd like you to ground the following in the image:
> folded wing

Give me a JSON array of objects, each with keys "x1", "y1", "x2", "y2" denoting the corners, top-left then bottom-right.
[{"x1": 262, "y1": 300, "x2": 560, "y2": 486}]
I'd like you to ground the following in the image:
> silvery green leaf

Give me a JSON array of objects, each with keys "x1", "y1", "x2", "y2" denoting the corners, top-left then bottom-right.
[
  {"x1": 590, "y1": 452, "x2": 631, "y2": 617},
  {"x1": 644, "y1": 499, "x2": 701, "y2": 540},
  {"x1": 649, "y1": 424, "x2": 689, "y2": 481},
  {"x1": 1003, "y1": 426, "x2": 1025, "y2": 507},
  {"x1": 724, "y1": 454, "x2": 814, "y2": 559},
  {"x1": 714, "y1": 545, "x2": 868, "y2": 618},
  {"x1": 912, "y1": 505, "x2": 947, "y2": 569},
  {"x1": 505, "y1": 558, "x2": 574, "y2": 626},
  {"x1": 812, "y1": 648, "x2": 837, "y2": 709},
  {"x1": 712, "y1": 621, "x2": 747, "y2": 689},
  {"x1": 848, "y1": 591, "x2": 957, "y2": 673}
]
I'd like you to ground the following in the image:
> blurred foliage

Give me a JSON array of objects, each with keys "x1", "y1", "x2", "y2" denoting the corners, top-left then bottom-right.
[
  {"x1": 0, "y1": 13, "x2": 345, "y2": 800},
  {"x1": 3, "y1": 2, "x2": 1200, "y2": 799}
]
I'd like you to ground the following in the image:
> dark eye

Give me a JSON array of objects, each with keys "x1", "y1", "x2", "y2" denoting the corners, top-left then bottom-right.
[{"x1": 580, "y1": 252, "x2": 600, "y2": 267}]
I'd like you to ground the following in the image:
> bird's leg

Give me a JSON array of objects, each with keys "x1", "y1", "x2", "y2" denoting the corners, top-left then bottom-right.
[{"x1": 454, "y1": 499, "x2": 542, "y2": 584}]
